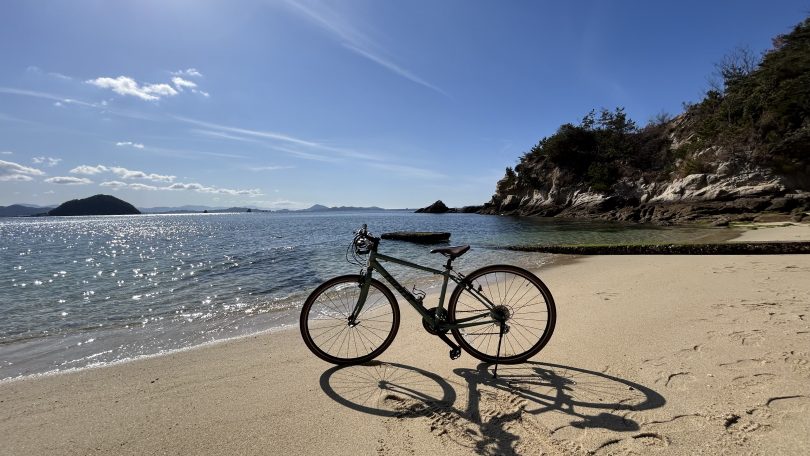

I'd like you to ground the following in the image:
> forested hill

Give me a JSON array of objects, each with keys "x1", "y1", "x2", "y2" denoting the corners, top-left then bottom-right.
[
  {"x1": 49, "y1": 195, "x2": 141, "y2": 216},
  {"x1": 482, "y1": 17, "x2": 810, "y2": 224}
]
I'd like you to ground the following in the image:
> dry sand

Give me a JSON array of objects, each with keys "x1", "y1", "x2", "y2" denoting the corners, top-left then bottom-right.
[{"x1": 1, "y1": 224, "x2": 809, "y2": 455}]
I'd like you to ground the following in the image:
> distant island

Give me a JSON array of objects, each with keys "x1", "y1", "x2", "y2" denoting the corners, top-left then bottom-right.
[
  {"x1": 0, "y1": 200, "x2": 402, "y2": 217},
  {"x1": 48, "y1": 194, "x2": 140, "y2": 216},
  {"x1": 0, "y1": 204, "x2": 53, "y2": 217}
]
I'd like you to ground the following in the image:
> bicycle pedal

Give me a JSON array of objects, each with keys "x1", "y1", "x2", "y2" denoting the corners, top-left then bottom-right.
[{"x1": 449, "y1": 348, "x2": 461, "y2": 360}]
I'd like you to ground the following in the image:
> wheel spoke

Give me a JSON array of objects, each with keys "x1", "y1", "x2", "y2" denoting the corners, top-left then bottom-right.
[
  {"x1": 449, "y1": 266, "x2": 555, "y2": 363},
  {"x1": 302, "y1": 277, "x2": 399, "y2": 364}
]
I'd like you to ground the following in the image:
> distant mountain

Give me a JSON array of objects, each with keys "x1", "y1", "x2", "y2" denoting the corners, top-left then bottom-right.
[
  {"x1": 139, "y1": 205, "x2": 227, "y2": 213},
  {"x1": 301, "y1": 204, "x2": 387, "y2": 212},
  {"x1": 0, "y1": 204, "x2": 52, "y2": 217},
  {"x1": 49, "y1": 194, "x2": 141, "y2": 216}
]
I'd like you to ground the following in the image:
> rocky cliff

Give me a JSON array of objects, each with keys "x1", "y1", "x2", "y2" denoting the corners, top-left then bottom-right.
[{"x1": 482, "y1": 17, "x2": 810, "y2": 224}]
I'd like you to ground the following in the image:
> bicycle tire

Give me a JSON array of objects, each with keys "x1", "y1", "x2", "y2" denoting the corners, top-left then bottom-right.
[
  {"x1": 447, "y1": 265, "x2": 556, "y2": 364},
  {"x1": 300, "y1": 275, "x2": 400, "y2": 365}
]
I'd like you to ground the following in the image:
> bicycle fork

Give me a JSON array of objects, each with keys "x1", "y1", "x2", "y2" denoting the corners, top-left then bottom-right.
[{"x1": 347, "y1": 271, "x2": 373, "y2": 326}]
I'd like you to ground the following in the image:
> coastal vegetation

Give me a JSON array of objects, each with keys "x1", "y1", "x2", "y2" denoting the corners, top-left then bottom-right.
[{"x1": 484, "y1": 16, "x2": 810, "y2": 224}]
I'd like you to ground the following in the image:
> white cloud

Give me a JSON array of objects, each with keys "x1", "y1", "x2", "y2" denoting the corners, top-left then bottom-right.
[
  {"x1": 99, "y1": 181, "x2": 126, "y2": 189},
  {"x1": 44, "y1": 176, "x2": 93, "y2": 185},
  {"x1": 166, "y1": 182, "x2": 261, "y2": 196},
  {"x1": 70, "y1": 164, "x2": 174, "y2": 182},
  {"x1": 171, "y1": 68, "x2": 203, "y2": 78},
  {"x1": 109, "y1": 166, "x2": 175, "y2": 182},
  {"x1": 100, "y1": 180, "x2": 260, "y2": 196},
  {"x1": 1, "y1": 151, "x2": 12, "y2": 155},
  {"x1": 71, "y1": 161, "x2": 260, "y2": 197},
  {"x1": 100, "y1": 181, "x2": 161, "y2": 191},
  {"x1": 70, "y1": 165, "x2": 108, "y2": 175},
  {"x1": 32, "y1": 156, "x2": 62, "y2": 167},
  {"x1": 171, "y1": 77, "x2": 197, "y2": 90},
  {"x1": 0, "y1": 159, "x2": 45, "y2": 181},
  {"x1": 116, "y1": 141, "x2": 145, "y2": 149},
  {"x1": 86, "y1": 76, "x2": 179, "y2": 101}
]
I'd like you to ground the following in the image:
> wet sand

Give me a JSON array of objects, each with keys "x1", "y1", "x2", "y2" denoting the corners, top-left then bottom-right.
[{"x1": 1, "y1": 223, "x2": 809, "y2": 455}]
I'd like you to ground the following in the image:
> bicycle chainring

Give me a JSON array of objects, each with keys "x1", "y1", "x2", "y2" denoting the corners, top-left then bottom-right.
[{"x1": 421, "y1": 307, "x2": 448, "y2": 335}]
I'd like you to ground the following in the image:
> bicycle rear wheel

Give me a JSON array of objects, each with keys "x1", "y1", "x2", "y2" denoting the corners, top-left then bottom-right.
[
  {"x1": 300, "y1": 275, "x2": 400, "y2": 365},
  {"x1": 447, "y1": 265, "x2": 556, "y2": 364}
]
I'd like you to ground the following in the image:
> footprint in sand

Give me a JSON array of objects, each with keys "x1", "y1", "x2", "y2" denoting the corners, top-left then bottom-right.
[
  {"x1": 765, "y1": 395, "x2": 810, "y2": 413},
  {"x1": 718, "y1": 358, "x2": 771, "y2": 369},
  {"x1": 730, "y1": 373, "x2": 777, "y2": 388},
  {"x1": 591, "y1": 432, "x2": 670, "y2": 454},
  {"x1": 661, "y1": 371, "x2": 696, "y2": 390}
]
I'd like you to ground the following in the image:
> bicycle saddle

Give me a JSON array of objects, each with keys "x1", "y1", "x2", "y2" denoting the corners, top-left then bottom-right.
[{"x1": 430, "y1": 245, "x2": 470, "y2": 259}]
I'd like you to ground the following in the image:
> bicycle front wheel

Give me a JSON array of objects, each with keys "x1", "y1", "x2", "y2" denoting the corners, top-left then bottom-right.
[
  {"x1": 447, "y1": 265, "x2": 556, "y2": 364},
  {"x1": 300, "y1": 275, "x2": 400, "y2": 365}
]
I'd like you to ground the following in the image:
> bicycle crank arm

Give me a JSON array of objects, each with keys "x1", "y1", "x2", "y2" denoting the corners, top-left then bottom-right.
[{"x1": 437, "y1": 332, "x2": 462, "y2": 360}]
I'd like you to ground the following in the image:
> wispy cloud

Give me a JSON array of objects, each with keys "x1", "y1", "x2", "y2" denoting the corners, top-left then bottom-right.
[
  {"x1": 0, "y1": 87, "x2": 97, "y2": 108},
  {"x1": 1, "y1": 151, "x2": 12, "y2": 155},
  {"x1": 367, "y1": 162, "x2": 446, "y2": 180},
  {"x1": 282, "y1": 0, "x2": 445, "y2": 95},
  {"x1": 253, "y1": 199, "x2": 304, "y2": 208},
  {"x1": 44, "y1": 176, "x2": 92, "y2": 185},
  {"x1": 192, "y1": 129, "x2": 262, "y2": 143},
  {"x1": 0, "y1": 159, "x2": 45, "y2": 181},
  {"x1": 180, "y1": 116, "x2": 377, "y2": 161},
  {"x1": 116, "y1": 141, "x2": 145, "y2": 149},
  {"x1": 246, "y1": 165, "x2": 295, "y2": 171},
  {"x1": 344, "y1": 44, "x2": 447, "y2": 96},
  {"x1": 32, "y1": 156, "x2": 62, "y2": 167},
  {"x1": 185, "y1": 116, "x2": 439, "y2": 177},
  {"x1": 179, "y1": 116, "x2": 322, "y2": 148},
  {"x1": 26, "y1": 66, "x2": 72, "y2": 80},
  {"x1": 171, "y1": 68, "x2": 203, "y2": 78}
]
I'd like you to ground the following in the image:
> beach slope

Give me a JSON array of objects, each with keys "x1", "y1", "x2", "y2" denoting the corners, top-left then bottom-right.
[{"x1": 1, "y1": 225, "x2": 809, "y2": 455}]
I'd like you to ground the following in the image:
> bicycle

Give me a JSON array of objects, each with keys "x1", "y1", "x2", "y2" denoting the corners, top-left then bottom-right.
[{"x1": 300, "y1": 225, "x2": 556, "y2": 375}]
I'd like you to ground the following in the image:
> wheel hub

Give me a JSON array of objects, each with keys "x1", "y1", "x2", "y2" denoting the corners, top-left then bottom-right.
[{"x1": 490, "y1": 305, "x2": 511, "y2": 322}]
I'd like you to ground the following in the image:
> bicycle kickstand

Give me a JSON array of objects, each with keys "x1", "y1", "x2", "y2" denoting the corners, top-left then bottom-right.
[{"x1": 493, "y1": 322, "x2": 505, "y2": 379}]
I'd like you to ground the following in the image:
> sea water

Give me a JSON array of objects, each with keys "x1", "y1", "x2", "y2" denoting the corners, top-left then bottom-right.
[{"x1": 0, "y1": 212, "x2": 733, "y2": 380}]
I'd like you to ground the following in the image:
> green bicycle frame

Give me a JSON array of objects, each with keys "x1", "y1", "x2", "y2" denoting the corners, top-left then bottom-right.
[{"x1": 350, "y1": 247, "x2": 498, "y2": 332}]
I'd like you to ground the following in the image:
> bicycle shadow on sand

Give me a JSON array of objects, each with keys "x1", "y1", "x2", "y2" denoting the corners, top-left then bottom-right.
[{"x1": 319, "y1": 361, "x2": 666, "y2": 455}]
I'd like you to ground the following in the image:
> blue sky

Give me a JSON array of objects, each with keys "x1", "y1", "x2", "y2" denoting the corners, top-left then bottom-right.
[{"x1": 1, "y1": 0, "x2": 807, "y2": 209}]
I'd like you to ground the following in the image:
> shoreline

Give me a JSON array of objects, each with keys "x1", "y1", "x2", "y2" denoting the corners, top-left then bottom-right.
[
  {"x1": 2, "y1": 222, "x2": 809, "y2": 454},
  {"x1": 2, "y1": 221, "x2": 806, "y2": 384}
]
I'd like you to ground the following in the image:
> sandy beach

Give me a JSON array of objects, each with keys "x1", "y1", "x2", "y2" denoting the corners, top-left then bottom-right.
[{"x1": 2, "y1": 223, "x2": 809, "y2": 455}]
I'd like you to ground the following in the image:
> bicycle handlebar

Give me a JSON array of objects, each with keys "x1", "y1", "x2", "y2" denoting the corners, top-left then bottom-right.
[{"x1": 356, "y1": 224, "x2": 379, "y2": 243}]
